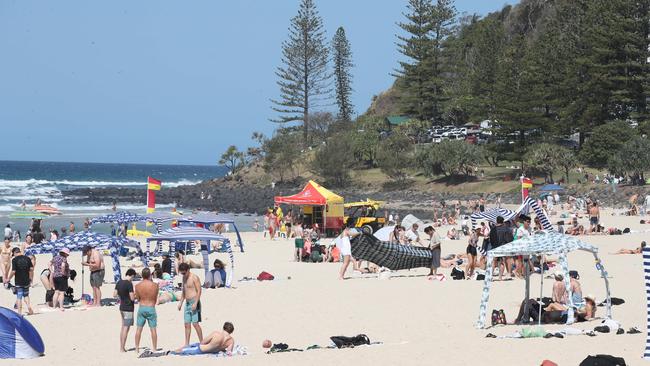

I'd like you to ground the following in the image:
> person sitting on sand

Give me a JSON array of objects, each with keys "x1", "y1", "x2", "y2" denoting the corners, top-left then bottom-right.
[
  {"x1": 446, "y1": 227, "x2": 459, "y2": 240},
  {"x1": 544, "y1": 272, "x2": 569, "y2": 312},
  {"x1": 175, "y1": 250, "x2": 202, "y2": 274},
  {"x1": 173, "y1": 322, "x2": 234, "y2": 355},
  {"x1": 613, "y1": 241, "x2": 646, "y2": 255},
  {"x1": 204, "y1": 259, "x2": 227, "y2": 288}
]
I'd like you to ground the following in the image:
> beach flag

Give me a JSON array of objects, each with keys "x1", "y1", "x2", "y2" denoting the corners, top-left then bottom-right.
[
  {"x1": 521, "y1": 177, "x2": 533, "y2": 202},
  {"x1": 146, "y1": 177, "x2": 162, "y2": 214}
]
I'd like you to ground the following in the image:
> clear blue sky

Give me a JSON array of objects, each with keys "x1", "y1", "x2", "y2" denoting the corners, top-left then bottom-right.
[{"x1": 0, "y1": 1, "x2": 515, "y2": 165}]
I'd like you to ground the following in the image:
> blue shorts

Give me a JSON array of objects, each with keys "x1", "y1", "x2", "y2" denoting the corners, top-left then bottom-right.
[
  {"x1": 184, "y1": 300, "x2": 201, "y2": 324},
  {"x1": 16, "y1": 286, "x2": 29, "y2": 300},
  {"x1": 137, "y1": 306, "x2": 157, "y2": 328}
]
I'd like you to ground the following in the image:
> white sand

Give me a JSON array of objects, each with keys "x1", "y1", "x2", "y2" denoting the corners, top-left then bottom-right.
[{"x1": 2, "y1": 210, "x2": 649, "y2": 365}]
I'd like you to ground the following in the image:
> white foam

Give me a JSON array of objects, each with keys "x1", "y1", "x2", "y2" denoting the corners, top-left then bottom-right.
[{"x1": 0, "y1": 178, "x2": 199, "y2": 189}]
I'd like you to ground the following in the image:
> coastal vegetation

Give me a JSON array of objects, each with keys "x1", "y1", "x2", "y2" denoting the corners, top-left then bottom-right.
[{"x1": 220, "y1": 0, "x2": 650, "y2": 190}]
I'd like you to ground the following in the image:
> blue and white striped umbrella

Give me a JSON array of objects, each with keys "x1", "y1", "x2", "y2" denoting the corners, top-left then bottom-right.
[
  {"x1": 90, "y1": 211, "x2": 148, "y2": 225},
  {"x1": 25, "y1": 231, "x2": 130, "y2": 283}
]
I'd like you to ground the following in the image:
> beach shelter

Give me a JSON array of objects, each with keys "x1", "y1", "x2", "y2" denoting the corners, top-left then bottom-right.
[
  {"x1": 176, "y1": 212, "x2": 245, "y2": 252},
  {"x1": 470, "y1": 197, "x2": 553, "y2": 232},
  {"x1": 90, "y1": 211, "x2": 148, "y2": 225},
  {"x1": 147, "y1": 227, "x2": 233, "y2": 287},
  {"x1": 24, "y1": 231, "x2": 131, "y2": 283},
  {"x1": 0, "y1": 307, "x2": 44, "y2": 359},
  {"x1": 351, "y1": 233, "x2": 433, "y2": 270},
  {"x1": 274, "y1": 180, "x2": 344, "y2": 236},
  {"x1": 538, "y1": 184, "x2": 565, "y2": 192},
  {"x1": 476, "y1": 231, "x2": 612, "y2": 328}
]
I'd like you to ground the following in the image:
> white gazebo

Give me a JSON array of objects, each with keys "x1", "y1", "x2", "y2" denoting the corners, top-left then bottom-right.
[{"x1": 476, "y1": 230, "x2": 612, "y2": 328}]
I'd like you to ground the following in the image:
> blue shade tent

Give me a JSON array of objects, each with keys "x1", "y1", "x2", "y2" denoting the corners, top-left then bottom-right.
[
  {"x1": 25, "y1": 231, "x2": 130, "y2": 283},
  {"x1": 176, "y1": 212, "x2": 244, "y2": 252},
  {"x1": 539, "y1": 184, "x2": 565, "y2": 191},
  {"x1": 0, "y1": 307, "x2": 44, "y2": 359},
  {"x1": 90, "y1": 211, "x2": 148, "y2": 225},
  {"x1": 147, "y1": 227, "x2": 233, "y2": 287}
]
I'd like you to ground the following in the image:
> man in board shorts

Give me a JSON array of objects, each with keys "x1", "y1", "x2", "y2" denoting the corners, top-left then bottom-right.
[
  {"x1": 135, "y1": 268, "x2": 159, "y2": 353},
  {"x1": 82, "y1": 245, "x2": 105, "y2": 307}
]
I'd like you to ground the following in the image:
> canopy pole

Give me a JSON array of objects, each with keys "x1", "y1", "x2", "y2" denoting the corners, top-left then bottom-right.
[
  {"x1": 523, "y1": 257, "x2": 530, "y2": 324},
  {"x1": 323, "y1": 204, "x2": 327, "y2": 237},
  {"x1": 476, "y1": 253, "x2": 494, "y2": 328},
  {"x1": 559, "y1": 252, "x2": 575, "y2": 324},
  {"x1": 594, "y1": 252, "x2": 612, "y2": 318},
  {"x1": 538, "y1": 255, "x2": 545, "y2": 325}
]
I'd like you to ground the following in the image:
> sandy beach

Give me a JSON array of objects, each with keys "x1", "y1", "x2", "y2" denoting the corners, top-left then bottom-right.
[{"x1": 2, "y1": 209, "x2": 648, "y2": 366}]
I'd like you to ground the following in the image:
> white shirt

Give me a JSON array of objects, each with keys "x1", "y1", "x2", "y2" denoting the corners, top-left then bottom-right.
[
  {"x1": 4, "y1": 227, "x2": 11, "y2": 238},
  {"x1": 406, "y1": 229, "x2": 420, "y2": 244}
]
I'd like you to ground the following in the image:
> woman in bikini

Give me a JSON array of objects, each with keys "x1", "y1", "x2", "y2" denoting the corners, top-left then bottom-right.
[{"x1": 0, "y1": 239, "x2": 12, "y2": 282}]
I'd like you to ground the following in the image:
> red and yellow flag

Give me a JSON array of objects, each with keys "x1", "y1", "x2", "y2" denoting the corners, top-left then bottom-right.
[
  {"x1": 146, "y1": 177, "x2": 162, "y2": 214},
  {"x1": 147, "y1": 177, "x2": 161, "y2": 191},
  {"x1": 521, "y1": 177, "x2": 533, "y2": 189}
]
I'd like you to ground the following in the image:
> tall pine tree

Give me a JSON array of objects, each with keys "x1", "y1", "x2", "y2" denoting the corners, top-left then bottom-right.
[
  {"x1": 271, "y1": 0, "x2": 330, "y2": 145},
  {"x1": 394, "y1": 0, "x2": 435, "y2": 121},
  {"x1": 428, "y1": 0, "x2": 456, "y2": 123},
  {"x1": 332, "y1": 27, "x2": 355, "y2": 122}
]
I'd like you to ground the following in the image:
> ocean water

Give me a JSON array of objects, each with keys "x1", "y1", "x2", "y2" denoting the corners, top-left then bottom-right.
[{"x1": 0, "y1": 160, "x2": 249, "y2": 233}]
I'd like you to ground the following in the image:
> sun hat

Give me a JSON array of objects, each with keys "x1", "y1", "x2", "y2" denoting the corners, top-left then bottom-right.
[
  {"x1": 553, "y1": 271, "x2": 563, "y2": 279},
  {"x1": 59, "y1": 248, "x2": 71, "y2": 256},
  {"x1": 584, "y1": 294, "x2": 596, "y2": 303}
]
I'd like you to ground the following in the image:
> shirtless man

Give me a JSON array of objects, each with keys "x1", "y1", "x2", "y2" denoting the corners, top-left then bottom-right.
[
  {"x1": 588, "y1": 202, "x2": 600, "y2": 233},
  {"x1": 177, "y1": 262, "x2": 203, "y2": 347},
  {"x1": 135, "y1": 268, "x2": 159, "y2": 353},
  {"x1": 82, "y1": 245, "x2": 105, "y2": 306},
  {"x1": 174, "y1": 322, "x2": 234, "y2": 355}
]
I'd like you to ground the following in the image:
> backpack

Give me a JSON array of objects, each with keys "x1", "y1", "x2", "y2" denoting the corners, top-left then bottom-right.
[
  {"x1": 257, "y1": 271, "x2": 275, "y2": 281},
  {"x1": 579, "y1": 355, "x2": 626, "y2": 366},
  {"x1": 450, "y1": 267, "x2": 465, "y2": 280},
  {"x1": 330, "y1": 334, "x2": 370, "y2": 349}
]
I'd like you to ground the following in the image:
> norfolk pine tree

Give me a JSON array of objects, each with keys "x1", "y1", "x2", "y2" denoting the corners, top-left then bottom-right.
[
  {"x1": 271, "y1": 0, "x2": 330, "y2": 146},
  {"x1": 332, "y1": 27, "x2": 355, "y2": 122}
]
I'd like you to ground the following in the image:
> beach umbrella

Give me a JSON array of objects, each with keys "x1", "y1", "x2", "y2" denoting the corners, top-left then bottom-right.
[
  {"x1": 373, "y1": 225, "x2": 395, "y2": 242},
  {"x1": 538, "y1": 184, "x2": 565, "y2": 192},
  {"x1": 90, "y1": 211, "x2": 148, "y2": 225}
]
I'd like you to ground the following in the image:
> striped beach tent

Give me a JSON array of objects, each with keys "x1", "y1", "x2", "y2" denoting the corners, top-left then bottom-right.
[
  {"x1": 147, "y1": 227, "x2": 233, "y2": 287},
  {"x1": 476, "y1": 231, "x2": 612, "y2": 328},
  {"x1": 25, "y1": 231, "x2": 130, "y2": 283},
  {"x1": 643, "y1": 246, "x2": 650, "y2": 360},
  {"x1": 470, "y1": 208, "x2": 516, "y2": 228},
  {"x1": 176, "y1": 213, "x2": 245, "y2": 252},
  {"x1": 470, "y1": 197, "x2": 552, "y2": 231},
  {"x1": 351, "y1": 233, "x2": 433, "y2": 270},
  {"x1": 90, "y1": 211, "x2": 148, "y2": 225}
]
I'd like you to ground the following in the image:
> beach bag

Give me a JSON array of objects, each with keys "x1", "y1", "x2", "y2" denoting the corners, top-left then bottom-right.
[
  {"x1": 450, "y1": 267, "x2": 465, "y2": 280},
  {"x1": 330, "y1": 334, "x2": 370, "y2": 349},
  {"x1": 257, "y1": 271, "x2": 275, "y2": 281},
  {"x1": 579, "y1": 355, "x2": 626, "y2": 366},
  {"x1": 622, "y1": 228, "x2": 630, "y2": 234}
]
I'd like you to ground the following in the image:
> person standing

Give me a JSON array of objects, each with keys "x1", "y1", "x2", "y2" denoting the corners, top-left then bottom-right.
[
  {"x1": 0, "y1": 239, "x2": 12, "y2": 283},
  {"x1": 134, "y1": 268, "x2": 159, "y2": 353},
  {"x1": 82, "y1": 245, "x2": 105, "y2": 307},
  {"x1": 5, "y1": 247, "x2": 34, "y2": 315},
  {"x1": 114, "y1": 268, "x2": 136, "y2": 352},
  {"x1": 69, "y1": 221, "x2": 76, "y2": 234},
  {"x1": 513, "y1": 216, "x2": 532, "y2": 278},
  {"x1": 425, "y1": 226, "x2": 442, "y2": 279},
  {"x1": 177, "y1": 263, "x2": 203, "y2": 347},
  {"x1": 337, "y1": 227, "x2": 352, "y2": 280},
  {"x1": 466, "y1": 228, "x2": 480, "y2": 279},
  {"x1": 293, "y1": 222, "x2": 304, "y2": 262},
  {"x1": 588, "y1": 202, "x2": 600, "y2": 233},
  {"x1": 489, "y1": 216, "x2": 514, "y2": 281},
  {"x1": 4, "y1": 224, "x2": 12, "y2": 241},
  {"x1": 51, "y1": 248, "x2": 71, "y2": 310}
]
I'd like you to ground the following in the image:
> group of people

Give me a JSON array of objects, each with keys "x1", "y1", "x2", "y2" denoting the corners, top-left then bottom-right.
[{"x1": 113, "y1": 263, "x2": 235, "y2": 355}]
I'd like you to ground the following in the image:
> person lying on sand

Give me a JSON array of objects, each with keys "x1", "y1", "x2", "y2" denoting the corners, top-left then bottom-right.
[
  {"x1": 173, "y1": 322, "x2": 234, "y2": 355},
  {"x1": 612, "y1": 241, "x2": 646, "y2": 255},
  {"x1": 175, "y1": 250, "x2": 203, "y2": 274}
]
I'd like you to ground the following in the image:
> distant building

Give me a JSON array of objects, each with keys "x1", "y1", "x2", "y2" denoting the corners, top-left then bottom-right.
[{"x1": 384, "y1": 116, "x2": 411, "y2": 130}]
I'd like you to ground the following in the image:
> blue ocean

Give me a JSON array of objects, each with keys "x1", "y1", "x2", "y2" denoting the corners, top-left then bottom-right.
[{"x1": 0, "y1": 160, "x2": 226, "y2": 211}]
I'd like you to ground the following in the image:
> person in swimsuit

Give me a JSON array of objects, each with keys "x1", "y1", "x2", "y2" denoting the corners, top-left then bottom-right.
[
  {"x1": 173, "y1": 322, "x2": 235, "y2": 355},
  {"x1": 40, "y1": 267, "x2": 54, "y2": 307},
  {"x1": 51, "y1": 248, "x2": 70, "y2": 310},
  {"x1": 82, "y1": 245, "x2": 105, "y2": 307},
  {"x1": 465, "y1": 228, "x2": 480, "y2": 278},
  {"x1": 135, "y1": 268, "x2": 159, "y2": 353},
  {"x1": 178, "y1": 262, "x2": 203, "y2": 347},
  {"x1": 588, "y1": 202, "x2": 600, "y2": 233},
  {"x1": 293, "y1": 222, "x2": 304, "y2": 262},
  {"x1": 0, "y1": 239, "x2": 12, "y2": 283},
  {"x1": 613, "y1": 241, "x2": 646, "y2": 255},
  {"x1": 337, "y1": 227, "x2": 353, "y2": 280}
]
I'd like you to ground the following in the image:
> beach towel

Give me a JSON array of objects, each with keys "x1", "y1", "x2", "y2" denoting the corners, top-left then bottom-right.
[{"x1": 351, "y1": 234, "x2": 433, "y2": 270}]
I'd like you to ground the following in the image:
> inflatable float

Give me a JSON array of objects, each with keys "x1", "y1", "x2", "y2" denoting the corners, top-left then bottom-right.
[{"x1": 33, "y1": 205, "x2": 61, "y2": 215}]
